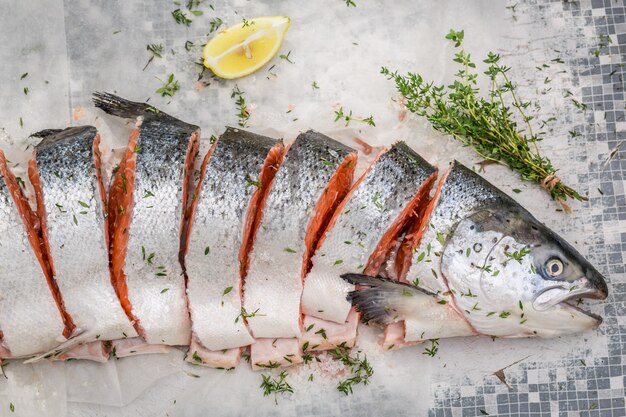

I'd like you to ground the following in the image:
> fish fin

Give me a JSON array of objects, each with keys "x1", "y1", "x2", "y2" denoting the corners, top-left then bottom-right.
[
  {"x1": 22, "y1": 328, "x2": 91, "y2": 364},
  {"x1": 30, "y1": 129, "x2": 64, "y2": 138},
  {"x1": 92, "y1": 92, "x2": 163, "y2": 120},
  {"x1": 340, "y1": 273, "x2": 436, "y2": 326},
  {"x1": 32, "y1": 126, "x2": 98, "y2": 151}
]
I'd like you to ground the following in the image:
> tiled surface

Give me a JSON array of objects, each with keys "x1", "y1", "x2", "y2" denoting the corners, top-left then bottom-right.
[{"x1": 430, "y1": 0, "x2": 625, "y2": 416}]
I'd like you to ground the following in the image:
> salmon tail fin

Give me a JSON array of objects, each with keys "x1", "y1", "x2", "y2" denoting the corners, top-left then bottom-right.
[
  {"x1": 340, "y1": 273, "x2": 436, "y2": 326},
  {"x1": 93, "y1": 92, "x2": 162, "y2": 120}
]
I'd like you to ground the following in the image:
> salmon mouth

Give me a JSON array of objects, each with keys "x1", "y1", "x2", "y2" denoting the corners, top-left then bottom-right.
[
  {"x1": 533, "y1": 282, "x2": 605, "y2": 324},
  {"x1": 560, "y1": 298, "x2": 603, "y2": 324},
  {"x1": 557, "y1": 285, "x2": 605, "y2": 323}
]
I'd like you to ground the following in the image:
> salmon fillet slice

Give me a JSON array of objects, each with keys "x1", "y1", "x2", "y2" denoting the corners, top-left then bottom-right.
[
  {"x1": 250, "y1": 338, "x2": 303, "y2": 371},
  {"x1": 300, "y1": 309, "x2": 359, "y2": 351},
  {"x1": 301, "y1": 142, "x2": 438, "y2": 324},
  {"x1": 185, "y1": 336, "x2": 241, "y2": 369},
  {"x1": 184, "y1": 127, "x2": 284, "y2": 354},
  {"x1": 244, "y1": 131, "x2": 357, "y2": 340},
  {"x1": 93, "y1": 92, "x2": 197, "y2": 345},
  {"x1": 0, "y1": 151, "x2": 69, "y2": 357},
  {"x1": 28, "y1": 126, "x2": 137, "y2": 343}
]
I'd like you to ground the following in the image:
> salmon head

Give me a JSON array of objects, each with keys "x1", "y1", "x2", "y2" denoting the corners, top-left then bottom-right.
[{"x1": 440, "y1": 194, "x2": 608, "y2": 338}]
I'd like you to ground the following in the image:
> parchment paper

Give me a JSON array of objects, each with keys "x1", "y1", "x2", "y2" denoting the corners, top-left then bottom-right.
[{"x1": 0, "y1": 1, "x2": 620, "y2": 416}]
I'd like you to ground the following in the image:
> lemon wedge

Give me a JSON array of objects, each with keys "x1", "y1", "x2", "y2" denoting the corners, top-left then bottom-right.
[{"x1": 203, "y1": 16, "x2": 290, "y2": 79}]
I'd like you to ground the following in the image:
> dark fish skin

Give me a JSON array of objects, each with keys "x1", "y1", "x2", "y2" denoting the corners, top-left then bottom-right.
[
  {"x1": 32, "y1": 126, "x2": 137, "y2": 342},
  {"x1": 185, "y1": 127, "x2": 284, "y2": 351},
  {"x1": 93, "y1": 92, "x2": 197, "y2": 345},
  {"x1": 244, "y1": 130, "x2": 357, "y2": 339}
]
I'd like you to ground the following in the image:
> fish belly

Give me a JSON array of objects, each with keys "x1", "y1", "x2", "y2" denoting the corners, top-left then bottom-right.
[{"x1": 250, "y1": 338, "x2": 303, "y2": 370}]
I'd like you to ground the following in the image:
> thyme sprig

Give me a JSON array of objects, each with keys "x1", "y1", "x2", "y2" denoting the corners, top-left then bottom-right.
[
  {"x1": 231, "y1": 85, "x2": 250, "y2": 127},
  {"x1": 334, "y1": 107, "x2": 375, "y2": 127},
  {"x1": 381, "y1": 29, "x2": 585, "y2": 212},
  {"x1": 172, "y1": 9, "x2": 192, "y2": 26},
  {"x1": 329, "y1": 342, "x2": 373, "y2": 395},
  {"x1": 155, "y1": 73, "x2": 180, "y2": 97},
  {"x1": 260, "y1": 371, "x2": 293, "y2": 404},
  {"x1": 143, "y1": 43, "x2": 163, "y2": 71}
]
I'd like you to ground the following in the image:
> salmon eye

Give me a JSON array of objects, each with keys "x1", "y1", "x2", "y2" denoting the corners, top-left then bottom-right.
[{"x1": 546, "y1": 258, "x2": 564, "y2": 277}]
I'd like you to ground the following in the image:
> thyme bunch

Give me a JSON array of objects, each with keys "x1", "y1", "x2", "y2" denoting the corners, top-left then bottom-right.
[{"x1": 382, "y1": 29, "x2": 585, "y2": 212}]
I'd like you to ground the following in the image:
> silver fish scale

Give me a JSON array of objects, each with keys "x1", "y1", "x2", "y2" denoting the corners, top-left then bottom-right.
[
  {"x1": 186, "y1": 127, "x2": 281, "y2": 351},
  {"x1": 0, "y1": 171, "x2": 66, "y2": 356},
  {"x1": 406, "y1": 162, "x2": 508, "y2": 295},
  {"x1": 244, "y1": 130, "x2": 356, "y2": 338},
  {"x1": 125, "y1": 118, "x2": 196, "y2": 345},
  {"x1": 35, "y1": 126, "x2": 137, "y2": 341},
  {"x1": 301, "y1": 141, "x2": 436, "y2": 323}
]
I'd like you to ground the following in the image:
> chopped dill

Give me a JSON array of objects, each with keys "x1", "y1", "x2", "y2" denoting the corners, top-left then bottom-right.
[
  {"x1": 235, "y1": 307, "x2": 264, "y2": 323},
  {"x1": 209, "y1": 17, "x2": 223, "y2": 33},
  {"x1": 172, "y1": 9, "x2": 192, "y2": 26},
  {"x1": 143, "y1": 43, "x2": 163, "y2": 70},
  {"x1": 279, "y1": 50, "x2": 294, "y2": 64},
  {"x1": 241, "y1": 18, "x2": 255, "y2": 28},
  {"x1": 245, "y1": 174, "x2": 261, "y2": 188},
  {"x1": 504, "y1": 247, "x2": 531, "y2": 263},
  {"x1": 422, "y1": 338, "x2": 439, "y2": 357}
]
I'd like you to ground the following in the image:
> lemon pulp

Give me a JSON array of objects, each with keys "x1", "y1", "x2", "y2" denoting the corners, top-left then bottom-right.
[{"x1": 203, "y1": 16, "x2": 290, "y2": 79}]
